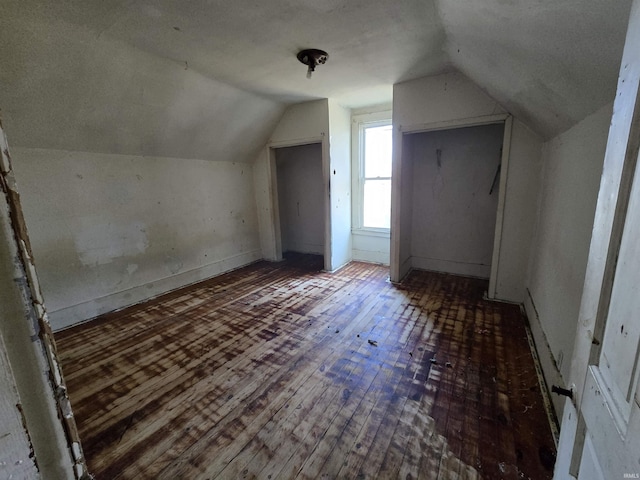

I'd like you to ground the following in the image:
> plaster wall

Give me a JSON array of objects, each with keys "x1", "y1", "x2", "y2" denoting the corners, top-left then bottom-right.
[
  {"x1": 269, "y1": 100, "x2": 330, "y2": 145},
  {"x1": 392, "y1": 71, "x2": 507, "y2": 130},
  {"x1": 392, "y1": 72, "x2": 542, "y2": 300},
  {"x1": 397, "y1": 135, "x2": 415, "y2": 278},
  {"x1": 253, "y1": 155, "x2": 278, "y2": 261},
  {"x1": 408, "y1": 124, "x2": 503, "y2": 278},
  {"x1": 13, "y1": 148, "x2": 261, "y2": 330},
  {"x1": 493, "y1": 120, "x2": 543, "y2": 302},
  {"x1": 2, "y1": 4, "x2": 286, "y2": 334},
  {"x1": 328, "y1": 100, "x2": 353, "y2": 270},
  {"x1": 276, "y1": 144, "x2": 324, "y2": 254},
  {"x1": 254, "y1": 100, "x2": 330, "y2": 262},
  {"x1": 524, "y1": 104, "x2": 612, "y2": 419},
  {"x1": 392, "y1": 71, "x2": 506, "y2": 281}
]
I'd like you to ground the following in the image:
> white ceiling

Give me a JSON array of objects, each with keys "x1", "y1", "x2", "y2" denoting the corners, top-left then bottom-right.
[
  {"x1": 18, "y1": 0, "x2": 449, "y2": 107},
  {"x1": 0, "y1": 0, "x2": 633, "y2": 159},
  {"x1": 53, "y1": 0, "x2": 631, "y2": 133}
]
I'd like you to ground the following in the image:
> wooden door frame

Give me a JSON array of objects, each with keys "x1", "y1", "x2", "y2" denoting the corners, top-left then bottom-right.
[
  {"x1": 555, "y1": 3, "x2": 640, "y2": 475},
  {"x1": 0, "y1": 119, "x2": 88, "y2": 478},
  {"x1": 560, "y1": 78, "x2": 640, "y2": 480}
]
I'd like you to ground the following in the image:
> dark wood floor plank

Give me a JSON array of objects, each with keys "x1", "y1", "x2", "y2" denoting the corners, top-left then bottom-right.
[
  {"x1": 57, "y1": 265, "x2": 281, "y2": 366},
  {"x1": 86, "y1": 269, "x2": 357, "y2": 474},
  {"x1": 153, "y1": 261, "x2": 393, "y2": 479},
  {"x1": 294, "y1": 301, "x2": 408, "y2": 478},
  {"x1": 337, "y1": 295, "x2": 429, "y2": 478},
  {"x1": 327, "y1": 333, "x2": 417, "y2": 477},
  {"x1": 55, "y1": 254, "x2": 556, "y2": 480}
]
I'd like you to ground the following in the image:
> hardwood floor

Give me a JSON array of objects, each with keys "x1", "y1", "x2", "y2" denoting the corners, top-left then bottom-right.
[{"x1": 55, "y1": 254, "x2": 556, "y2": 479}]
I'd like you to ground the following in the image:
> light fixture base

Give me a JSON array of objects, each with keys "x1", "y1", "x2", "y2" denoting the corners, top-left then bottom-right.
[{"x1": 297, "y1": 49, "x2": 329, "y2": 78}]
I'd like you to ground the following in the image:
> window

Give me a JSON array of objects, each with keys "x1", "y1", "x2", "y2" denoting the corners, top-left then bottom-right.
[
  {"x1": 362, "y1": 124, "x2": 392, "y2": 229},
  {"x1": 352, "y1": 112, "x2": 392, "y2": 232}
]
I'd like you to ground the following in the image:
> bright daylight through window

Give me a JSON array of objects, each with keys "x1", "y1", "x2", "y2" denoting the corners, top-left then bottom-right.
[{"x1": 362, "y1": 124, "x2": 392, "y2": 229}]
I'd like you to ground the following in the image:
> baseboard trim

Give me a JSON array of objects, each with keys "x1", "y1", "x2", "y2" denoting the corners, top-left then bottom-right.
[
  {"x1": 523, "y1": 288, "x2": 566, "y2": 431},
  {"x1": 352, "y1": 249, "x2": 390, "y2": 265},
  {"x1": 50, "y1": 249, "x2": 262, "y2": 331}
]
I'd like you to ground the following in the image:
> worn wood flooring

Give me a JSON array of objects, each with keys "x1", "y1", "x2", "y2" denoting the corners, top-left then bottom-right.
[{"x1": 55, "y1": 254, "x2": 556, "y2": 479}]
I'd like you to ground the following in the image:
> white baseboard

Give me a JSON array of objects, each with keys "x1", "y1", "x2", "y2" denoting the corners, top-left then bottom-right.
[{"x1": 50, "y1": 249, "x2": 262, "y2": 331}]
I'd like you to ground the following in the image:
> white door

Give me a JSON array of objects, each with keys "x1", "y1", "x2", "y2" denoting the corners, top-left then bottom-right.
[
  {"x1": 555, "y1": 2, "x2": 640, "y2": 478},
  {"x1": 574, "y1": 135, "x2": 640, "y2": 479}
]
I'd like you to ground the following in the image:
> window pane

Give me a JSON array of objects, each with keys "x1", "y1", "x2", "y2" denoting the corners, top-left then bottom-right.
[
  {"x1": 364, "y1": 125, "x2": 392, "y2": 178},
  {"x1": 363, "y1": 179, "x2": 391, "y2": 229}
]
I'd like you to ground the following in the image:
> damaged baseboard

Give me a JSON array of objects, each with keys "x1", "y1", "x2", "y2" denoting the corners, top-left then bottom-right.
[{"x1": 523, "y1": 288, "x2": 565, "y2": 445}]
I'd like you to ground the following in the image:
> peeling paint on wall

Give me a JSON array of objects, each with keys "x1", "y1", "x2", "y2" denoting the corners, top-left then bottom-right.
[
  {"x1": 0, "y1": 118, "x2": 89, "y2": 479},
  {"x1": 12, "y1": 147, "x2": 262, "y2": 329},
  {"x1": 75, "y1": 220, "x2": 149, "y2": 266}
]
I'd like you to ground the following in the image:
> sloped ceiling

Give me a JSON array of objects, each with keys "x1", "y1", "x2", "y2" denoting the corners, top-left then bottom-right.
[
  {"x1": 439, "y1": 0, "x2": 633, "y2": 138},
  {"x1": 0, "y1": 0, "x2": 633, "y2": 161}
]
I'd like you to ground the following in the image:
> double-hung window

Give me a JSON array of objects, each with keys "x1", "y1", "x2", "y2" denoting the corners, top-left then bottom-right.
[{"x1": 352, "y1": 112, "x2": 392, "y2": 232}]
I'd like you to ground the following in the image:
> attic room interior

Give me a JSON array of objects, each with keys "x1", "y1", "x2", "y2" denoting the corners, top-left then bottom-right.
[{"x1": 2, "y1": 0, "x2": 640, "y2": 479}]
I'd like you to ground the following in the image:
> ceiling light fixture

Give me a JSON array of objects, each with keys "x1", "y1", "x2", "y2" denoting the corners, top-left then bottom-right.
[{"x1": 297, "y1": 49, "x2": 329, "y2": 79}]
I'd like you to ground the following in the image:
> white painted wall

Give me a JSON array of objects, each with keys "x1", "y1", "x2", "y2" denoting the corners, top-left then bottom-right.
[
  {"x1": 393, "y1": 71, "x2": 507, "y2": 130},
  {"x1": 328, "y1": 100, "x2": 353, "y2": 271},
  {"x1": 2, "y1": 0, "x2": 289, "y2": 334},
  {"x1": 276, "y1": 144, "x2": 324, "y2": 254},
  {"x1": 352, "y1": 233, "x2": 390, "y2": 265},
  {"x1": 253, "y1": 153, "x2": 279, "y2": 262},
  {"x1": 255, "y1": 99, "x2": 352, "y2": 271},
  {"x1": 492, "y1": 120, "x2": 543, "y2": 302},
  {"x1": 12, "y1": 148, "x2": 262, "y2": 330},
  {"x1": 254, "y1": 100, "x2": 330, "y2": 263},
  {"x1": 408, "y1": 124, "x2": 503, "y2": 278},
  {"x1": 392, "y1": 72, "x2": 505, "y2": 281},
  {"x1": 270, "y1": 100, "x2": 330, "y2": 145},
  {"x1": 394, "y1": 133, "x2": 415, "y2": 279},
  {"x1": 524, "y1": 104, "x2": 612, "y2": 418},
  {"x1": 391, "y1": 71, "x2": 542, "y2": 300}
]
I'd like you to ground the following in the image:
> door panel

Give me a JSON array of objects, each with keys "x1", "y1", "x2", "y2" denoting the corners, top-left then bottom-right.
[
  {"x1": 598, "y1": 156, "x2": 640, "y2": 427},
  {"x1": 576, "y1": 88, "x2": 640, "y2": 480},
  {"x1": 577, "y1": 436, "x2": 605, "y2": 480}
]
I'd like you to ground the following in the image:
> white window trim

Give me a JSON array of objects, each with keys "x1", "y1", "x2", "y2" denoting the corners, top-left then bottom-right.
[{"x1": 351, "y1": 110, "x2": 392, "y2": 235}]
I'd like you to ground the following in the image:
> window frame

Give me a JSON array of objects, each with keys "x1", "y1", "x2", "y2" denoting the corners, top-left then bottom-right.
[{"x1": 351, "y1": 110, "x2": 393, "y2": 235}]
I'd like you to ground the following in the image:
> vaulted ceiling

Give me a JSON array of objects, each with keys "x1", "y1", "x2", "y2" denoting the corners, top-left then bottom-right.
[{"x1": 0, "y1": 0, "x2": 633, "y2": 161}]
